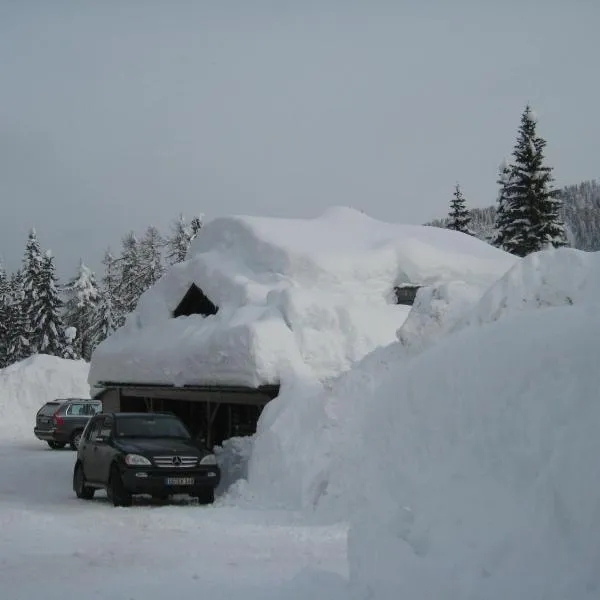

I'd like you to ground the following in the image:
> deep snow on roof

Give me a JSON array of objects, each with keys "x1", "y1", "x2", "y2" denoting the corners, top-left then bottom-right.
[{"x1": 89, "y1": 207, "x2": 515, "y2": 389}]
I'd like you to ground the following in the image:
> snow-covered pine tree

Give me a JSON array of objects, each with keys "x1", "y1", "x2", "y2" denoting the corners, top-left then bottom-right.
[
  {"x1": 21, "y1": 228, "x2": 43, "y2": 354},
  {"x1": 30, "y1": 251, "x2": 67, "y2": 357},
  {"x1": 0, "y1": 262, "x2": 10, "y2": 367},
  {"x1": 5, "y1": 271, "x2": 30, "y2": 364},
  {"x1": 139, "y1": 226, "x2": 165, "y2": 290},
  {"x1": 189, "y1": 215, "x2": 203, "y2": 242},
  {"x1": 87, "y1": 251, "x2": 120, "y2": 351},
  {"x1": 166, "y1": 215, "x2": 192, "y2": 265},
  {"x1": 493, "y1": 160, "x2": 515, "y2": 249},
  {"x1": 447, "y1": 184, "x2": 472, "y2": 234},
  {"x1": 64, "y1": 260, "x2": 99, "y2": 361},
  {"x1": 498, "y1": 106, "x2": 567, "y2": 256},
  {"x1": 116, "y1": 232, "x2": 144, "y2": 320}
]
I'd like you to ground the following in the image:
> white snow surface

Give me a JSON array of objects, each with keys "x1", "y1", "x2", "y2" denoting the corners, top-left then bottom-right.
[
  {"x1": 89, "y1": 207, "x2": 514, "y2": 388},
  {"x1": 0, "y1": 355, "x2": 90, "y2": 439},
  {"x1": 246, "y1": 248, "x2": 600, "y2": 598}
]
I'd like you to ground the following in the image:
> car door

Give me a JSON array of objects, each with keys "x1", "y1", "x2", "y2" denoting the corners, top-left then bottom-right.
[
  {"x1": 65, "y1": 402, "x2": 91, "y2": 437},
  {"x1": 79, "y1": 416, "x2": 103, "y2": 482},
  {"x1": 93, "y1": 416, "x2": 116, "y2": 485}
]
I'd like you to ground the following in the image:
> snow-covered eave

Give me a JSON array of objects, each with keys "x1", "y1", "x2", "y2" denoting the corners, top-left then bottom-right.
[{"x1": 94, "y1": 380, "x2": 281, "y2": 402}]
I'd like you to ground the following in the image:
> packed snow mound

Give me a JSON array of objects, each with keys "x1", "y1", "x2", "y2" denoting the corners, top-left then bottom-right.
[
  {"x1": 460, "y1": 247, "x2": 600, "y2": 328},
  {"x1": 0, "y1": 355, "x2": 90, "y2": 440},
  {"x1": 89, "y1": 207, "x2": 514, "y2": 388},
  {"x1": 347, "y1": 305, "x2": 600, "y2": 599}
]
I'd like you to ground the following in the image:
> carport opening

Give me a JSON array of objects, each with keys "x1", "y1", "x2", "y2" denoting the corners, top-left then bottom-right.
[
  {"x1": 119, "y1": 395, "x2": 265, "y2": 448},
  {"x1": 173, "y1": 284, "x2": 218, "y2": 318}
]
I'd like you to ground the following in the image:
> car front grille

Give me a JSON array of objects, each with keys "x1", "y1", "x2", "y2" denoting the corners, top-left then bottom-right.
[{"x1": 153, "y1": 455, "x2": 199, "y2": 468}]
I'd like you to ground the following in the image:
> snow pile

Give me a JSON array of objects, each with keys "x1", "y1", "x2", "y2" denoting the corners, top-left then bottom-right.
[
  {"x1": 89, "y1": 207, "x2": 514, "y2": 388},
  {"x1": 0, "y1": 355, "x2": 90, "y2": 440},
  {"x1": 213, "y1": 436, "x2": 254, "y2": 497}
]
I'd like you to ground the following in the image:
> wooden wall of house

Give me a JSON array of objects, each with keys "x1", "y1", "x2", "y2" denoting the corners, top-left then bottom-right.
[{"x1": 99, "y1": 388, "x2": 120, "y2": 412}]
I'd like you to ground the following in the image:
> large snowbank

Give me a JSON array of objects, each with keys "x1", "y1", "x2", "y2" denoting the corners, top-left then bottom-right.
[
  {"x1": 0, "y1": 355, "x2": 90, "y2": 440},
  {"x1": 89, "y1": 207, "x2": 514, "y2": 388},
  {"x1": 246, "y1": 248, "x2": 600, "y2": 598}
]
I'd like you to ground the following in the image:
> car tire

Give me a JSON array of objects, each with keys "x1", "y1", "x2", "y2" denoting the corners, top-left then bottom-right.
[
  {"x1": 73, "y1": 462, "x2": 95, "y2": 500},
  {"x1": 47, "y1": 441, "x2": 66, "y2": 450},
  {"x1": 107, "y1": 465, "x2": 132, "y2": 507},
  {"x1": 69, "y1": 430, "x2": 83, "y2": 451},
  {"x1": 194, "y1": 487, "x2": 215, "y2": 505}
]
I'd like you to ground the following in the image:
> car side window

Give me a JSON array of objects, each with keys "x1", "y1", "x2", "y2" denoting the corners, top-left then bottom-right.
[
  {"x1": 67, "y1": 403, "x2": 86, "y2": 416},
  {"x1": 84, "y1": 418, "x2": 102, "y2": 442},
  {"x1": 99, "y1": 417, "x2": 113, "y2": 440},
  {"x1": 85, "y1": 403, "x2": 102, "y2": 416}
]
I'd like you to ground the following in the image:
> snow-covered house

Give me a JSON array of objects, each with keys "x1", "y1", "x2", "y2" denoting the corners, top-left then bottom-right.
[{"x1": 89, "y1": 207, "x2": 514, "y2": 446}]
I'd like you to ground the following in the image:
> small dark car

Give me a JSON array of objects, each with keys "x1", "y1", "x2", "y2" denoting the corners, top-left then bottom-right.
[
  {"x1": 34, "y1": 398, "x2": 102, "y2": 450},
  {"x1": 73, "y1": 412, "x2": 221, "y2": 507}
]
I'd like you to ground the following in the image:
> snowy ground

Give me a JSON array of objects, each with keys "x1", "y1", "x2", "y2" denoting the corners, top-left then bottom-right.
[{"x1": 0, "y1": 440, "x2": 348, "y2": 600}]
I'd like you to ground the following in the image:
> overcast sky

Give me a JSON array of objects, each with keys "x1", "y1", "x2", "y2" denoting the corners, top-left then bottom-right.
[{"x1": 1, "y1": 1, "x2": 598, "y2": 277}]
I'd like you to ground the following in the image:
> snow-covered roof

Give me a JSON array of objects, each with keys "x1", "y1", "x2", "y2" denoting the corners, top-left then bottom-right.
[{"x1": 88, "y1": 207, "x2": 515, "y2": 389}]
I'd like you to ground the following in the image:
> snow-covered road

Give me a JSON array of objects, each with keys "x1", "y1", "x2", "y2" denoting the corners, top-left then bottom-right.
[{"x1": 0, "y1": 441, "x2": 348, "y2": 600}]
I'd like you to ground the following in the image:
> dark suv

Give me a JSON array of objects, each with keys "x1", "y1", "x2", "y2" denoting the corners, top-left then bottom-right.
[
  {"x1": 34, "y1": 398, "x2": 102, "y2": 450},
  {"x1": 73, "y1": 412, "x2": 221, "y2": 507}
]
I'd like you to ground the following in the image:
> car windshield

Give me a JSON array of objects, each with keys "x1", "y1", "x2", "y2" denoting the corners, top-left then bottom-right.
[{"x1": 115, "y1": 416, "x2": 191, "y2": 439}]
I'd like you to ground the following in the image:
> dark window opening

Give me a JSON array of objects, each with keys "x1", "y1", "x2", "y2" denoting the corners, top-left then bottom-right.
[
  {"x1": 394, "y1": 285, "x2": 421, "y2": 306},
  {"x1": 173, "y1": 284, "x2": 218, "y2": 318}
]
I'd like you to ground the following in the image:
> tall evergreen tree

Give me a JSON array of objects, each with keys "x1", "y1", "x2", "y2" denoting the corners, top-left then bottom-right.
[
  {"x1": 116, "y1": 232, "x2": 144, "y2": 320},
  {"x1": 21, "y1": 228, "x2": 43, "y2": 353},
  {"x1": 64, "y1": 260, "x2": 99, "y2": 361},
  {"x1": 447, "y1": 184, "x2": 472, "y2": 234},
  {"x1": 0, "y1": 262, "x2": 10, "y2": 367},
  {"x1": 6, "y1": 271, "x2": 30, "y2": 364},
  {"x1": 493, "y1": 160, "x2": 514, "y2": 249},
  {"x1": 166, "y1": 215, "x2": 193, "y2": 265},
  {"x1": 139, "y1": 226, "x2": 165, "y2": 290},
  {"x1": 30, "y1": 251, "x2": 67, "y2": 357},
  {"x1": 496, "y1": 106, "x2": 567, "y2": 256},
  {"x1": 90, "y1": 249, "x2": 120, "y2": 349}
]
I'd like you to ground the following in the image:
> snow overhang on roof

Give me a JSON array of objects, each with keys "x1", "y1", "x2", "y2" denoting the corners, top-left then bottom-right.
[{"x1": 88, "y1": 207, "x2": 516, "y2": 390}]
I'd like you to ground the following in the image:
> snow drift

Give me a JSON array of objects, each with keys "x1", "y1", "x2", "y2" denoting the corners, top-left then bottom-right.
[
  {"x1": 247, "y1": 248, "x2": 600, "y2": 598},
  {"x1": 0, "y1": 355, "x2": 90, "y2": 440},
  {"x1": 89, "y1": 207, "x2": 514, "y2": 388}
]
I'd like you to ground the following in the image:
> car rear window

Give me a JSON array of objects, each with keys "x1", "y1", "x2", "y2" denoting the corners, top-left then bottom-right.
[{"x1": 38, "y1": 402, "x2": 61, "y2": 416}]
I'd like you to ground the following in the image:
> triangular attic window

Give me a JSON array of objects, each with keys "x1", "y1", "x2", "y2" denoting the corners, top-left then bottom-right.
[
  {"x1": 393, "y1": 285, "x2": 421, "y2": 306},
  {"x1": 173, "y1": 284, "x2": 218, "y2": 318}
]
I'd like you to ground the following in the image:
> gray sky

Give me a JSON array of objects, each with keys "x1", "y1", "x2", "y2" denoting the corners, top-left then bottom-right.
[{"x1": 1, "y1": 1, "x2": 598, "y2": 278}]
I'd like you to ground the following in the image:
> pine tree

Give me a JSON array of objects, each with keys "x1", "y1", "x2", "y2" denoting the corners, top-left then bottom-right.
[
  {"x1": 64, "y1": 260, "x2": 99, "y2": 361},
  {"x1": 5, "y1": 271, "x2": 30, "y2": 364},
  {"x1": 90, "y1": 250, "x2": 120, "y2": 350},
  {"x1": 189, "y1": 215, "x2": 203, "y2": 242},
  {"x1": 0, "y1": 262, "x2": 10, "y2": 367},
  {"x1": 493, "y1": 160, "x2": 514, "y2": 249},
  {"x1": 139, "y1": 226, "x2": 165, "y2": 290},
  {"x1": 447, "y1": 184, "x2": 472, "y2": 234},
  {"x1": 166, "y1": 214, "x2": 193, "y2": 265},
  {"x1": 21, "y1": 228, "x2": 43, "y2": 354},
  {"x1": 30, "y1": 251, "x2": 67, "y2": 357},
  {"x1": 496, "y1": 106, "x2": 567, "y2": 256},
  {"x1": 116, "y1": 232, "x2": 144, "y2": 320}
]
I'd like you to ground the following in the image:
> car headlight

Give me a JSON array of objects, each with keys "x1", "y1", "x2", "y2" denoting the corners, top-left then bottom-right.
[
  {"x1": 200, "y1": 454, "x2": 217, "y2": 466},
  {"x1": 124, "y1": 454, "x2": 152, "y2": 466}
]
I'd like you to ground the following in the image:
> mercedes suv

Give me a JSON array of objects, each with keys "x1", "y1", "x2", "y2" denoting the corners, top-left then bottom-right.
[
  {"x1": 34, "y1": 398, "x2": 102, "y2": 450},
  {"x1": 72, "y1": 412, "x2": 221, "y2": 506}
]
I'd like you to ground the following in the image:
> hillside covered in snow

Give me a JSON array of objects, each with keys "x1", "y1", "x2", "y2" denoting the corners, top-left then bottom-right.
[{"x1": 89, "y1": 207, "x2": 514, "y2": 389}]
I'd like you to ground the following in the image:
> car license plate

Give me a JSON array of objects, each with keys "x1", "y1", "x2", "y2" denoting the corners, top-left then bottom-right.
[{"x1": 165, "y1": 477, "x2": 194, "y2": 486}]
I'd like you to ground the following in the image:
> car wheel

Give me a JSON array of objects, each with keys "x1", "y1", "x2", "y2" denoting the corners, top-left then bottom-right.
[
  {"x1": 47, "y1": 441, "x2": 65, "y2": 450},
  {"x1": 73, "y1": 462, "x2": 95, "y2": 500},
  {"x1": 69, "y1": 430, "x2": 83, "y2": 451},
  {"x1": 194, "y1": 487, "x2": 215, "y2": 505},
  {"x1": 107, "y1": 465, "x2": 132, "y2": 507}
]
